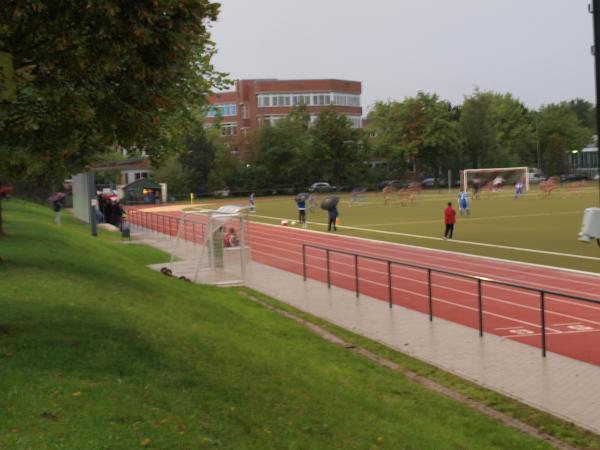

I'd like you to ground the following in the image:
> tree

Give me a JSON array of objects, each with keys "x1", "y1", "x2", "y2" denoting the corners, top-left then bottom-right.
[
  {"x1": 367, "y1": 93, "x2": 460, "y2": 178},
  {"x1": 309, "y1": 108, "x2": 362, "y2": 188},
  {"x1": 256, "y1": 105, "x2": 313, "y2": 188},
  {"x1": 460, "y1": 90, "x2": 497, "y2": 168},
  {"x1": 0, "y1": 0, "x2": 226, "y2": 235},
  {"x1": 567, "y1": 98, "x2": 596, "y2": 131},
  {"x1": 178, "y1": 124, "x2": 216, "y2": 191},
  {"x1": 536, "y1": 103, "x2": 593, "y2": 175}
]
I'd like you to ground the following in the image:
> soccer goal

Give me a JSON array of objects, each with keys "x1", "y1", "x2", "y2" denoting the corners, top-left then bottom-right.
[
  {"x1": 461, "y1": 167, "x2": 529, "y2": 192},
  {"x1": 166, "y1": 205, "x2": 250, "y2": 286}
]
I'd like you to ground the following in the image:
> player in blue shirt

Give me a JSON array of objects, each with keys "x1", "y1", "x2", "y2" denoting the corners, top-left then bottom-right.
[
  {"x1": 458, "y1": 190, "x2": 470, "y2": 216},
  {"x1": 514, "y1": 180, "x2": 523, "y2": 200}
]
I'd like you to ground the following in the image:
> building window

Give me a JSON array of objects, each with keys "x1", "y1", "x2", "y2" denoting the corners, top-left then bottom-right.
[
  {"x1": 207, "y1": 103, "x2": 237, "y2": 117},
  {"x1": 256, "y1": 92, "x2": 360, "y2": 108},
  {"x1": 221, "y1": 123, "x2": 237, "y2": 136},
  {"x1": 240, "y1": 102, "x2": 249, "y2": 119}
]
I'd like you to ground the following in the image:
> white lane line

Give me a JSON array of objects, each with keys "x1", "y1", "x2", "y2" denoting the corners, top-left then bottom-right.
[
  {"x1": 250, "y1": 247, "x2": 561, "y2": 333},
  {"x1": 250, "y1": 237, "x2": 600, "y2": 327},
  {"x1": 249, "y1": 226, "x2": 600, "y2": 296},
  {"x1": 248, "y1": 223, "x2": 600, "y2": 292},
  {"x1": 359, "y1": 210, "x2": 583, "y2": 228},
  {"x1": 503, "y1": 328, "x2": 600, "y2": 339},
  {"x1": 495, "y1": 326, "x2": 525, "y2": 330},
  {"x1": 552, "y1": 322, "x2": 582, "y2": 326}
]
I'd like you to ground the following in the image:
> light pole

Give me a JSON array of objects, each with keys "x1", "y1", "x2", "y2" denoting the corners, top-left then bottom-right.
[{"x1": 590, "y1": 0, "x2": 600, "y2": 205}]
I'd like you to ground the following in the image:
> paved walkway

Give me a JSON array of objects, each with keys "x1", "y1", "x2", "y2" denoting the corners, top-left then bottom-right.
[{"x1": 131, "y1": 228, "x2": 600, "y2": 435}]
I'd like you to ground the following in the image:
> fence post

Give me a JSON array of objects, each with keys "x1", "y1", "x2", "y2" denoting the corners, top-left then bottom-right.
[
  {"x1": 387, "y1": 261, "x2": 392, "y2": 308},
  {"x1": 478, "y1": 278, "x2": 483, "y2": 337},
  {"x1": 427, "y1": 269, "x2": 432, "y2": 321},
  {"x1": 302, "y1": 244, "x2": 307, "y2": 281},
  {"x1": 326, "y1": 249, "x2": 331, "y2": 288},
  {"x1": 354, "y1": 254, "x2": 359, "y2": 298},
  {"x1": 540, "y1": 291, "x2": 547, "y2": 357}
]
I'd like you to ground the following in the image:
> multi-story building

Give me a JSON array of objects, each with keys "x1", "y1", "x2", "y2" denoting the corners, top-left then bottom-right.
[{"x1": 205, "y1": 78, "x2": 363, "y2": 158}]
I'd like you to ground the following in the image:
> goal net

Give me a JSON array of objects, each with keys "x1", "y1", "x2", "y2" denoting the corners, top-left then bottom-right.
[
  {"x1": 461, "y1": 167, "x2": 529, "y2": 192},
  {"x1": 166, "y1": 205, "x2": 250, "y2": 286}
]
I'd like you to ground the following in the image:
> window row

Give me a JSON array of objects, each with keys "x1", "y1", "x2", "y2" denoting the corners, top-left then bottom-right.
[
  {"x1": 257, "y1": 93, "x2": 361, "y2": 108},
  {"x1": 259, "y1": 114, "x2": 362, "y2": 128},
  {"x1": 206, "y1": 103, "x2": 237, "y2": 117}
]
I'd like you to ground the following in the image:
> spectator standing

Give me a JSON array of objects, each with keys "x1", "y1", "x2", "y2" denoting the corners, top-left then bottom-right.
[
  {"x1": 444, "y1": 202, "x2": 456, "y2": 239},
  {"x1": 327, "y1": 206, "x2": 339, "y2": 232},
  {"x1": 52, "y1": 198, "x2": 63, "y2": 225},
  {"x1": 249, "y1": 192, "x2": 255, "y2": 212}
]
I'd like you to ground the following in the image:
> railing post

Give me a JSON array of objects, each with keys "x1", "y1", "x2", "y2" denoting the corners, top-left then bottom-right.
[
  {"x1": 387, "y1": 261, "x2": 392, "y2": 308},
  {"x1": 326, "y1": 249, "x2": 331, "y2": 288},
  {"x1": 354, "y1": 254, "x2": 359, "y2": 298},
  {"x1": 427, "y1": 269, "x2": 433, "y2": 321},
  {"x1": 540, "y1": 291, "x2": 547, "y2": 357},
  {"x1": 478, "y1": 278, "x2": 483, "y2": 337},
  {"x1": 302, "y1": 244, "x2": 307, "y2": 281}
]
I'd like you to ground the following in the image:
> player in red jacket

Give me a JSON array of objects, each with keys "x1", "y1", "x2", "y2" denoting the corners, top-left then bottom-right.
[{"x1": 444, "y1": 202, "x2": 456, "y2": 239}]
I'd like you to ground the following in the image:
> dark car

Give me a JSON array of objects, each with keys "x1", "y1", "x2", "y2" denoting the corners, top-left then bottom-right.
[
  {"x1": 560, "y1": 174, "x2": 588, "y2": 183},
  {"x1": 379, "y1": 180, "x2": 409, "y2": 190},
  {"x1": 309, "y1": 182, "x2": 337, "y2": 193},
  {"x1": 421, "y1": 177, "x2": 445, "y2": 188}
]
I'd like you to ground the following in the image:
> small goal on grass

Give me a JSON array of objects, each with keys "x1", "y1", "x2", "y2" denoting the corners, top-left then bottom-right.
[
  {"x1": 461, "y1": 167, "x2": 529, "y2": 192},
  {"x1": 167, "y1": 205, "x2": 249, "y2": 286}
]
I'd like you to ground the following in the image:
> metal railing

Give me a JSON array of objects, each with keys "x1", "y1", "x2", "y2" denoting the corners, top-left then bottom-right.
[
  {"x1": 301, "y1": 243, "x2": 600, "y2": 357},
  {"x1": 126, "y1": 209, "x2": 206, "y2": 243}
]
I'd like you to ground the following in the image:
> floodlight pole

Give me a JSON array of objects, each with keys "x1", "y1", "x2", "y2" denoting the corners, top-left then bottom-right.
[{"x1": 592, "y1": 0, "x2": 600, "y2": 205}]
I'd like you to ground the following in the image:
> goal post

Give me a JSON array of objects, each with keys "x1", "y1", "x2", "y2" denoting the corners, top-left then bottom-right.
[{"x1": 461, "y1": 167, "x2": 529, "y2": 192}]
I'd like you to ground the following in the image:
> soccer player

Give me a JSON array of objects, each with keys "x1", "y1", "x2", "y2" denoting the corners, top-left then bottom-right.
[
  {"x1": 514, "y1": 180, "x2": 523, "y2": 200},
  {"x1": 296, "y1": 197, "x2": 307, "y2": 227},
  {"x1": 458, "y1": 190, "x2": 470, "y2": 216}
]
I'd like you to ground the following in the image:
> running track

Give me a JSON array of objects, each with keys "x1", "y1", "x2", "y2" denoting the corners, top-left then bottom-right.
[{"x1": 127, "y1": 208, "x2": 600, "y2": 367}]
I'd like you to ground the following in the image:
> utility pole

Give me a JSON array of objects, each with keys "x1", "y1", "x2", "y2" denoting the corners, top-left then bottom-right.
[{"x1": 591, "y1": 0, "x2": 600, "y2": 205}]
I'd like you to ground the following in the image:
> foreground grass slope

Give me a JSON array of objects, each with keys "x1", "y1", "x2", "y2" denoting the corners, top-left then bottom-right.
[{"x1": 0, "y1": 200, "x2": 553, "y2": 449}]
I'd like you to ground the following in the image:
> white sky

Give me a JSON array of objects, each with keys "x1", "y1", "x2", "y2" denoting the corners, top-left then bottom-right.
[{"x1": 209, "y1": 0, "x2": 596, "y2": 114}]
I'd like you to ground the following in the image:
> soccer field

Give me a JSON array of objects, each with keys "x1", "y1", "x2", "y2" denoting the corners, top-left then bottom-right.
[{"x1": 228, "y1": 186, "x2": 600, "y2": 274}]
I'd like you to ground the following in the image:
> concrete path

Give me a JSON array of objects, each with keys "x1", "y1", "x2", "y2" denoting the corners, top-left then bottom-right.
[{"x1": 131, "y1": 228, "x2": 600, "y2": 435}]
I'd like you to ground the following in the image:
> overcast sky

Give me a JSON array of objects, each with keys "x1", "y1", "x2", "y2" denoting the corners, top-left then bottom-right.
[{"x1": 208, "y1": 0, "x2": 596, "y2": 114}]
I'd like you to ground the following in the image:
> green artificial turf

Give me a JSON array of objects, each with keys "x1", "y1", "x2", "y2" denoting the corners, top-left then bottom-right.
[
  {"x1": 0, "y1": 199, "x2": 558, "y2": 449},
  {"x1": 230, "y1": 186, "x2": 600, "y2": 273}
]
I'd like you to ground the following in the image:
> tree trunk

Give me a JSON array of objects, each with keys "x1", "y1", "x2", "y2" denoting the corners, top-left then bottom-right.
[{"x1": 0, "y1": 198, "x2": 4, "y2": 236}]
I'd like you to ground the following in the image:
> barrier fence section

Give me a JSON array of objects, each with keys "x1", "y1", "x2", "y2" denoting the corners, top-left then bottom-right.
[
  {"x1": 126, "y1": 209, "x2": 207, "y2": 244},
  {"x1": 301, "y1": 243, "x2": 600, "y2": 359}
]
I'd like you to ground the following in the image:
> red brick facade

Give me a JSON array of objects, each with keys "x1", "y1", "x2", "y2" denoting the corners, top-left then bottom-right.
[{"x1": 205, "y1": 79, "x2": 362, "y2": 158}]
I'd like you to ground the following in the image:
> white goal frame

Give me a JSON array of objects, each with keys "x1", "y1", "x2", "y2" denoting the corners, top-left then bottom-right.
[{"x1": 461, "y1": 166, "x2": 529, "y2": 192}]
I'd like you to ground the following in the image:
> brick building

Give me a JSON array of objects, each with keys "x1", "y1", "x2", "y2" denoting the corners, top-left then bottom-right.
[{"x1": 205, "y1": 78, "x2": 363, "y2": 158}]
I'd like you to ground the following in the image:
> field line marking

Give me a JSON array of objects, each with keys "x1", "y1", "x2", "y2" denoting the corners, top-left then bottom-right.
[
  {"x1": 359, "y1": 210, "x2": 583, "y2": 228},
  {"x1": 250, "y1": 214, "x2": 600, "y2": 262}
]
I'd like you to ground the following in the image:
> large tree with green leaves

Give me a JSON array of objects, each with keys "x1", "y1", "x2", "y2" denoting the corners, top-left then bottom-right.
[
  {"x1": 367, "y1": 92, "x2": 460, "y2": 178},
  {"x1": 0, "y1": 0, "x2": 226, "y2": 184},
  {"x1": 256, "y1": 105, "x2": 313, "y2": 188},
  {"x1": 536, "y1": 103, "x2": 593, "y2": 175},
  {"x1": 309, "y1": 108, "x2": 365, "y2": 188}
]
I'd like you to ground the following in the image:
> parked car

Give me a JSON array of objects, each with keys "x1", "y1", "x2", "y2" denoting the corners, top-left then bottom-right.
[
  {"x1": 560, "y1": 174, "x2": 588, "y2": 183},
  {"x1": 308, "y1": 182, "x2": 337, "y2": 193},
  {"x1": 528, "y1": 172, "x2": 545, "y2": 184},
  {"x1": 379, "y1": 180, "x2": 409, "y2": 190},
  {"x1": 421, "y1": 177, "x2": 447, "y2": 188}
]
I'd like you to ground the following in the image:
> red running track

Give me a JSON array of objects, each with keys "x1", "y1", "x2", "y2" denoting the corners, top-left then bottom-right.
[{"x1": 126, "y1": 208, "x2": 600, "y2": 367}]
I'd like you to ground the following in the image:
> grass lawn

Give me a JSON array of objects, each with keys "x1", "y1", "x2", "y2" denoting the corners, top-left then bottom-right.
[
  {"x1": 0, "y1": 199, "x2": 565, "y2": 449},
  {"x1": 226, "y1": 186, "x2": 600, "y2": 273}
]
